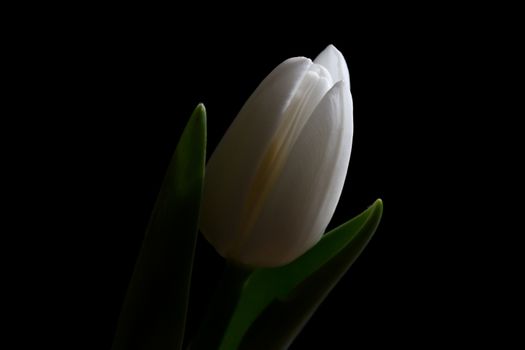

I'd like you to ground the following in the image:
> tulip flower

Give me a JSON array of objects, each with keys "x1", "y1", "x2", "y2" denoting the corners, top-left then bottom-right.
[{"x1": 200, "y1": 45, "x2": 353, "y2": 267}]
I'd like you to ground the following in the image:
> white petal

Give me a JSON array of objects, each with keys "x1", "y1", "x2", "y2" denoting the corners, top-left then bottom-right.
[
  {"x1": 235, "y1": 81, "x2": 354, "y2": 267},
  {"x1": 314, "y1": 44, "x2": 350, "y2": 88},
  {"x1": 271, "y1": 63, "x2": 333, "y2": 163},
  {"x1": 200, "y1": 57, "x2": 312, "y2": 256}
]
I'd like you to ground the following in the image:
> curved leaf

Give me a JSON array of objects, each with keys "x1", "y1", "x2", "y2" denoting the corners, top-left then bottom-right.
[
  {"x1": 217, "y1": 199, "x2": 383, "y2": 349},
  {"x1": 239, "y1": 199, "x2": 383, "y2": 349}
]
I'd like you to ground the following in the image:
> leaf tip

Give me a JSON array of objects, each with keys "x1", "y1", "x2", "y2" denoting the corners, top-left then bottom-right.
[
  {"x1": 372, "y1": 198, "x2": 383, "y2": 217},
  {"x1": 190, "y1": 103, "x2": 207, "y2": 146},
  {"x1": 195, "y1": 102, "x2": 206, "y2": 115},
  {"x1": 190, "y1": 103, "x2": 207, "y2": 128}
]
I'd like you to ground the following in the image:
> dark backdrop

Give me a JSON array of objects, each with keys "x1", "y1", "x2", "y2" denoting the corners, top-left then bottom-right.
[{"x1": 26, "y1": 10, "x2": 500, "y2": 349}]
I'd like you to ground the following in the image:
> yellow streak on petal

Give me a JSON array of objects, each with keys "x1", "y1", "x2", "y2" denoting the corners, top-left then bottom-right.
[
  {"x1": 224, "y1": 66, "x2": 332, "y2": 261},
  {"x1": 225, "y1": 132, "x2": 287, "y2": 260}
]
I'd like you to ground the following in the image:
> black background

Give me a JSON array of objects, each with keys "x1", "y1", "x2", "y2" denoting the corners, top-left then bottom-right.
[{"x1": 13, "y1": 7, "x2": 508, "y2": 350}]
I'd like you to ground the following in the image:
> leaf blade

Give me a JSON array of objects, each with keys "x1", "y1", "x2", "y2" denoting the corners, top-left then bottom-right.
[
  {"x1": 218, "y1": 199, "x2": 383, "y2": 349},
  {"x1": 240, "y1": 199, "x2": 383, "y2": 349},
  {"x1": 111, "y1": 104, "x2": 206, "y2": 350}
]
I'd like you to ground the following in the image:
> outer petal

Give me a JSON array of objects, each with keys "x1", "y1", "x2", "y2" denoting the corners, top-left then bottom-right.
[
  {"x1": 314, "y1": 44, "x2": 350, "y2": 88},
  {"x1": 235, "y1": 81, "x2": 354, "y2": 267},
  {"x1": 201, "y1": 57, "x2": 312, "y2": 256}
]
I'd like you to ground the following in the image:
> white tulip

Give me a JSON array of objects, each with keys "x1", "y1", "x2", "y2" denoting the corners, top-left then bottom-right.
[{"x1": 200, "y1": 45, "x2": 353, "y2": 267}]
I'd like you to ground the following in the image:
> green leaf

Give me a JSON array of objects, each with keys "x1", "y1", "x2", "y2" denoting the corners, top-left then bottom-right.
[
  {"x1": 218, "y1": 199, "x2": 383, "y2": 350},
  {"x1": 112, "y1": 104, "x2": 206, "y2": 350}
]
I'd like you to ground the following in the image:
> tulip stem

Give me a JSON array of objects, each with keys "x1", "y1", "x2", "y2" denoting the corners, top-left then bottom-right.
[{"x1": 189, "y1": 262, "x2": 252, "y2": 350}]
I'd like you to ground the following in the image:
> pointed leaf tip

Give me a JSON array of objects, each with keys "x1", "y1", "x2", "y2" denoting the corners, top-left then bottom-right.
[{"x1": 196, "y1": 102, "x2": 206, "y2": 114}]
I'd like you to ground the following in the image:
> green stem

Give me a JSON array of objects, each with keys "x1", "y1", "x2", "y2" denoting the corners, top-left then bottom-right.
[{"x1": 189, "y1": 262, "x2": 252, "y2": 350}]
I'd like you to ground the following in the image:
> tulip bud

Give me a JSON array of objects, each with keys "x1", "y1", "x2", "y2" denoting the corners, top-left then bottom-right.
[{"x1": 201, "y1": 45, "x2": 353, "y2": 267}]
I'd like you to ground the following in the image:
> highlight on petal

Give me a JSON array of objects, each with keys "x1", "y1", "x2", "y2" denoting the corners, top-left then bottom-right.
[
  {"x1": 314, "y1": 44, "x2": 350, "y2": 88},
  {"x1": 200, "y1": 57, "x2": 313, "y2": 256},
  {"x1": 234, "y1": 81, "x2": 353, "y2": 267},
  {"x1": 221, "y1": 63, "x2": 335, "y2": 261}
]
